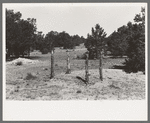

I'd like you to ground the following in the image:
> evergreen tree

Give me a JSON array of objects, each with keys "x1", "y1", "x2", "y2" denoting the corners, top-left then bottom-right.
[
  {"x1": 107, "y1": 25, "x2": 129, "y2": 57},
  {"x1": 85, "y1": 24, "x2": 107, "y2": 81},
  {"x1": 6, "y1": 9, "x2": 36, "y2": 58},
  {"x1": 124, "y1": 7, "x2": 145, "y2": 73}
]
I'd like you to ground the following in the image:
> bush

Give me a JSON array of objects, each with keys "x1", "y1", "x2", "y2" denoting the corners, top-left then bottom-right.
[
  {"x1": 25, "y1": 73, "x2": 37, "y2": 80},
  {"x1": 15, "y1": 61, "x2": 23, "y2": 66},
  {"x1": 124, "y1": 45, "x2": 145, "y2": 73},
  {"x1": 41, "y1": 48, "x2": 49, "y2": 54}
]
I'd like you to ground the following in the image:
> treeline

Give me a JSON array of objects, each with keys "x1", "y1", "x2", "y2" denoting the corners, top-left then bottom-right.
[
  {"x1": 84, "y1": 7, "x2": 145, "y2": 73},
  {"x1": 6, "y1": 9, "x2": 85, "y2": 58},
  {"x1": 36, "y1": 31, "x2": 85, "y2": 54},
  {"x1": 6, "y1": 8, "x2": 145, "y2": 73}
]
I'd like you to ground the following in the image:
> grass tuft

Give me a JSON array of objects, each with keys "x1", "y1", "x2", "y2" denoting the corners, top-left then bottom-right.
[{"x1": 25, "y1": 73, "x2": 37, "y2": 80}]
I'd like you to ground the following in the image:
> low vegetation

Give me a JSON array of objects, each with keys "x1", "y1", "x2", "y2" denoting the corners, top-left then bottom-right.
[
  {"x1": 15, "y1": 61, "x2": 23, "y2": 66},
  {"x1": 41, "y1": 48, "x2": 49, "y2": 54},
  {"x1": 24, "y1": 73, "x2": 37, "y2": 80}
]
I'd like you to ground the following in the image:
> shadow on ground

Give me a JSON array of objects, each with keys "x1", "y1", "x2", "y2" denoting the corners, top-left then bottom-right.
[{"x1": 111, "y1": 65, "x2": 126, "y2": 70}]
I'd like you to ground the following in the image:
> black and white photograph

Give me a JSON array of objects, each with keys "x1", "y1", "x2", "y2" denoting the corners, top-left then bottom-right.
[{"x1": 3, "y1": 3, "x2": 147, "y2": 121}]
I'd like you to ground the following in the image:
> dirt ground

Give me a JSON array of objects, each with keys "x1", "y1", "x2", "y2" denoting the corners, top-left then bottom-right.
[{"x1": 5, "y1": 49, "x2": 146, "y2": 100}]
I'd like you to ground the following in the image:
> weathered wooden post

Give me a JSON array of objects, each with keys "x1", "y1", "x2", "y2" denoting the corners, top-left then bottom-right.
[
  {"x1": 50, "y1": 49, "x2": 54, "y2": 79},
  {"x1": 85, "y1": 51, "x2": 89, "y2": 83},
  {"x1": 99, "y1": 49, "x2": 103, "y2": 81},
  {"x1": 66, "y1": 49, "x2": 71, "y2": 74}
]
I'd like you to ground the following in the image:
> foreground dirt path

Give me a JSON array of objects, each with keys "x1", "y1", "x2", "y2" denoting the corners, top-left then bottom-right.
[{"x1": 6, "y1": 60, "x2": 145, "y2": 100}]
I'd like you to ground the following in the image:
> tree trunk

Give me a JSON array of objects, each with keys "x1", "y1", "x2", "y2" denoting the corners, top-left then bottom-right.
[
  {"x1": 85, "y1": 51, "x2": 89, "y2": 83},
  {"x1": 28, "y1": 48, "x2": 30, "y2": 58},
  {"x1": 50, "y1": 49, "x2": 54, "y2": 79},
  {"x1": 99, "y1": 50, "x2": 103, "y2": 81},
  {"x1": 66, "y1": 50, "x2": 71, "y2": 74}
]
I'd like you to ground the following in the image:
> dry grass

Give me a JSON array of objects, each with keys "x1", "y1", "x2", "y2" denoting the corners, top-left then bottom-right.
[
  {"x1": 6, "y1": 48, "x2": 145, "y2": 100},
  {"x1": 6, "y1": 68, "x2": 145, "y2": 100}
]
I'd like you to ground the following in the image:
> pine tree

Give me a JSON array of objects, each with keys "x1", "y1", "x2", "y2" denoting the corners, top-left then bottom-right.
[
  {"x1": 85, "y1": 24, "x2": 106, "y2": 80},
  {"x1": 125, "y1": 7, "x2": 145, "y2": 73}
]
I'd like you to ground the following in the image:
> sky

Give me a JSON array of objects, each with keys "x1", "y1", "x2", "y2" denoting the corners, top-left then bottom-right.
[{"x1": 3, "y1": 3, "x2": 146, "y2": 38}]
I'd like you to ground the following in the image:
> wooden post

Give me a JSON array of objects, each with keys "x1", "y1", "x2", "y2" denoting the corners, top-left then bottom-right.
[
  {"x1": 99, "y1": 49, "x2": 103, "y2": 81},
  {"x1": 96, "y1": 39, "x2": 99, "y2": 59},
  {"x1": 66, "y1": 50, "x2": 71, "y2": 74},
  {"x1": 85, "y1": 51, "x2": 89, "y2": 83},
  {"x1": 50, "y1": 49, "x2": 54, "y2": 79}
]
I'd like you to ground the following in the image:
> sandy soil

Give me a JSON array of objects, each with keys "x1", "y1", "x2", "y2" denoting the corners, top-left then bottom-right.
[{"x1": 6, "y1": 57, "x2": 145, "y2": 100}]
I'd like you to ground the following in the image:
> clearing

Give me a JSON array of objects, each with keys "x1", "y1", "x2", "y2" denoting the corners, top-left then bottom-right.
[{"x1": 6, "y1": 48, "x2": 145, "y2": 100}]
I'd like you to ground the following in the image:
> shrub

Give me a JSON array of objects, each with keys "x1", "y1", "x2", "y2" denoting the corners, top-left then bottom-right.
[
  {"x1": 124, "y1": 45, "x2": 145, "y2": 73},
  {"x1": 41, "y1": 48, "x2": 49, "y2": 54},
  {"x1": 15, "y1": 61, "x2": 23, "y2": 66},
  {"x1": 25, "y1": 73, "x2": 37, "y2": 80}
]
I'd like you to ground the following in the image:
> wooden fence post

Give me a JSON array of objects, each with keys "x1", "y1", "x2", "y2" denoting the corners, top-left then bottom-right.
[
  {"x1": 50, "y1": 49, "x2": 54, "y2": 79},
  {"x1": 85, "y1": 51, "x2": 89, "y2": 83},
  {"x1": 66, "y1": 50, "x2": 71, "y2": 74},
  {"x1": 99, "y1": 49, "x2": 103, "y2": 81}
]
